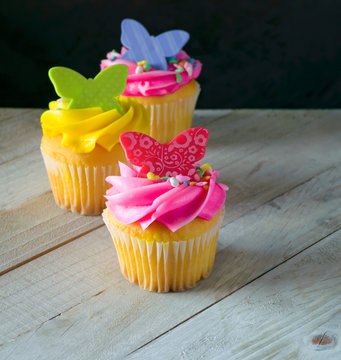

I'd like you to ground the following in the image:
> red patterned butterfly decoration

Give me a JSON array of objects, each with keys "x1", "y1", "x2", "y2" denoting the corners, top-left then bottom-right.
[{"x1": 120, "y1": 127, "x2": 209, "y2": 177}]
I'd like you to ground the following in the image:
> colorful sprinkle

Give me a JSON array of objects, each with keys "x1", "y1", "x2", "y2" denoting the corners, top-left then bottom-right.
[
  {"x1": 110, "y1": 56, "x2": 117, "y2": 61},
  {"x1": 175, "y1": 68, "x2": 184, "y2": 73},
  {"x1": 196, "y1": 181, "x2": 207, "y2": 186},
  {"x1": 137, "y1": 60, "x2": 147, "y2": 66},
  {"x1": 194, "y1": 63, "x2": 199, "y2": 69},
  {"x1": 176, "y1": 73, "x2": 182, "y2": 83},
  {"x1": 203, "y1": 185, "x2": 209, "y2": 190},
  {"x1": 185, "y1": 63, "x2": 193, "y2": 76},
  {"x1": 201, "y1": 163, "x2": 212, "y2": 172},
  {"x1": 161, "y1": 176, "x2": 169, "y2": 181},
  {"x1": 183, "y1": 181, "x2": 189, "y2": 185},
  {"x1": 143, "y1": 64, "x2": 151, "y2": 71},
  {"x1": 194, "y1": 173, "x2": 201, "y2": 181},
  {"x1": 147, "y1": 172, "x2": 160, "y2": 180},
  {"x1": 170, "y1": 177, "x2": 179, "y2": 187},
  {"x1": 188, "y1": 58, "x2": 194, "y2": 64},
  {"x1": 167, "y1": 56, "x2": 178, "y2": 63},
  {"x1": 176, "y1": 175, "x2": 190, "y2": 183},
  {"x1": 135, "y1": 65, "x2": 143, "y2": 74},
  {"x1": 196, "y1": 167, "x2": 205, "y2": 177},
  {"x1": 189, "y1": 181, "x2": 197, "y2": 186},
  {"x1": 203, "y1": 175, "x2": 211, "y2": 181}
]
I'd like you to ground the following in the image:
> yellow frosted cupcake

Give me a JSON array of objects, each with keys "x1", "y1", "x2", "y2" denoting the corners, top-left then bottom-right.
[
  {"x1": 41, "y1": 65, "x2": 149, "y2": 215},
  {"x1": 103, "y1": 127, "x2": 228, "y2": 292},
  {"x1": 100, "y1": 18, "x2": 201, "y2": 143}
]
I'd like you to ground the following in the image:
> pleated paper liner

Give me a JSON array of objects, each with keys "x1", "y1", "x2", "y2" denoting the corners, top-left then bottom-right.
[
  {"x1": 103, "y1": 208, "x2": 224, "y2": 292},
  {"x1": 41, "y1": 149, "x2": 120, "y2": 215},
  {"x1": 133, "y1": 80, "x2": 201, "y2": 143}
]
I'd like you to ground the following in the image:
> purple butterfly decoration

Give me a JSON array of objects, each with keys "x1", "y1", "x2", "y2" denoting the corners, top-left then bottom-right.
[{"x1": 120, "y1": 19, "x2": 190, "y2": 71}]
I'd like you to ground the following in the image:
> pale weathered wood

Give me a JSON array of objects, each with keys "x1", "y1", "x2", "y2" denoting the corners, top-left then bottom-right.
[
  {"x1": 0, "y1": 109, "x2": 43, "y2": 164},
  {"x1": 0, "y1": 193, "x2": 103, "y2": 274},
  {"x1": 127, "y1": 230, "x2": 341, "y2": 360},
  {"x1": 1, "y1": 109, "x2": 340, "y2": 274},
  {"x1": 0, "y1": 110, "x2": 231, "y2": 273},
  {"x1": 1, "y1": 164, "x2": 340, "y2": 359}
]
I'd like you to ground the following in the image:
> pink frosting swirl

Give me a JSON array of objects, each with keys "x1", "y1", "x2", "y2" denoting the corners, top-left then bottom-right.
[
  {"x1": 100, "y1": 49, "x2": 202, "y2": 97},
  {"x1": 105, "y1": 162, "x2": 228, "y2": 232}
]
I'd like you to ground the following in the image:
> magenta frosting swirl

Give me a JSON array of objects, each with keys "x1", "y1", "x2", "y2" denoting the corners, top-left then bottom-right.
[
  {"x1": 105, "y1": 162, "x2": 228, "y2": 232},
  {"x1": 100, "y1": 49, "x2": 202, "y2": 97}
]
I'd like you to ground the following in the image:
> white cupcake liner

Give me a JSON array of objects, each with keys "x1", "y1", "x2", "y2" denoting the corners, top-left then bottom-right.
[
  {"x1": 141, "y1": 83, "x2": 201, "y2": 143},
  {"x1": 41, "y1": 149, "x2": 119, "y2": 215},
  {"x1": 103, "y1": 209, "x2": 224, "y2": 292}
]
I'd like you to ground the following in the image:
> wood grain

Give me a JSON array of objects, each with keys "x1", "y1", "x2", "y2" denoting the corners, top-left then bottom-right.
[
  {"x1": 0, "y1": 110, "x2": 230, "y2": 274},
  {"x1": 127, "y1": 230, "x2": 341, "y2": 360},
  {"x1": 1, "y1": 163, "x2": 340, "y2": 359},
  {"x1": 1, "y1": 109, "x2": 340, "y2": 275}
]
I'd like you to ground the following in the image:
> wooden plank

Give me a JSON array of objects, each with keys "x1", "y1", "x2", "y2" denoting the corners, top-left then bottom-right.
[
  {"x1": 0, "y1": 149, "x2": 49, "y2": 211},
  {"x1": 1, "y1": 164, "x2": 340, "y2": 359},
  {"x1": 0, "y1": 108, "x2": 35, "y2": 122},
  {"x1": 127, "y1": 230, "x2": 341, "y2": 360},
  {"x1": 0, "y1": 109, "x2": 43, "y2": 164},
  {"x1": 0, "y1": 193, "x2": 103, "y2": 275},
  {"x1": 1, "y1": 110, "x2": 340, "y2": 279}
]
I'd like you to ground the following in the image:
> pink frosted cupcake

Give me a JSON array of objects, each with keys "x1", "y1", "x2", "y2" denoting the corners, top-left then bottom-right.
[
  {"x1": 100, "y1": 18, "x2": 202, "y2": 143},
  {"x1": 102, "y1": 127, "x2": 228, "y2": 292}
]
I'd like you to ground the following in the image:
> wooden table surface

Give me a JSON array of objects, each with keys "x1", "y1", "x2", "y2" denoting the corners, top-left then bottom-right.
[{"x1": 1, "y1": 109, "x2": 341, "y2": 360}]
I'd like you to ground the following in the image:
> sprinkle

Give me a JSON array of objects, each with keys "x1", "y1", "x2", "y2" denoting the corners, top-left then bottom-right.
[
  {"x1": 203, "y1": 185, "x2": 209, "y2": 190},
  {"x1": 143, "y1": 64, "x2": 151, "y2": 71},
  {"x1": 196, "y1": 181, "x2": 207, "y2": 186},
  {"x1": 193, "y1": 162, "x2": 201, "y2": 167},
  {"x1": 170, "y1": 177, "x2": 179, "y2": 187},
  {"x1": 175, "y1": 68, "x2": 184, "y2": 73},
  {"x1": 188, "y1": 58, "x2": 194, "y2": 63},
  {"x1": 189, "y1": 182, "x2": 197, "y2": 186},
  {"x1": 176, "y1": 73, "x2": 182, "y2": 83},
  {"x1": 194, "y1": 64, "x2": 199, "y2": 69},
  {"x1": 135, "y1": 65, "x2": 143, "y2": 74},
  {"x1": 167, "y1": 56, "x2": 178, "y2": 63},
  {"x1": 147, "y1": 172, "x2": 160, "y2": 180},
  {"x1": 110, "y1": 56, "x2": 117, "y2": 61},
  {"x1": 137, "y1": 60, "x2": 147, "y2": 66},
  {"x1": 111, "y1": 49, "x2": 116, "y2": 53},
  {"x1": 196, "y1": 167, "x2": 205, "y2": 177},
  {"x1": 203, "y1": 175, "x2": 211, "y2": 181},
  {"x1": 185, "y1": 64, "x2": 193, "y2": 76},
  {"x1": 201, "y1": 163, "x2": 212, "y2": 172},
  {"x1": 194, "y1": 173, "x2": 201, "y2": 181},
  {"x1": 176, "y1": 175, "x2": 190, "y2": 183},
  {"x1": 161, "y1": 176, "x2": 169, "y2": 181},
  {"x1": 183, "y1": 181, "x2": 189, "y2": 185}
]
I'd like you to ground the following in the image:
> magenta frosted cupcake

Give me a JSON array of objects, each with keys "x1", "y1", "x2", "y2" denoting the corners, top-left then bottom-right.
[{"x1": 100, "y1": 18, "x2": 202, "y2": 143}]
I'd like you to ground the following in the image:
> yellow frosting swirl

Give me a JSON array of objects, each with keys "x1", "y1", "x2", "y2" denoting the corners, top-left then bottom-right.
[{"x1": 41, "y1": 96, "x2": 150, "y2": 153}]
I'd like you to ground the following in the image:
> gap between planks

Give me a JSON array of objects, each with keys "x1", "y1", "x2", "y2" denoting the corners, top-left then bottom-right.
[
  {"x1": 1, "y1": 163, "x2": 340, "y2": 358},
  {"x1": 0, "y1": 223, "x2": 104, "y2": 277},
  {"x1": 126, "y1": 225, "x2": 341, "y2": 358},
  {"x1": 1, "y1": 161, "x2": 336, "y2": 278}
]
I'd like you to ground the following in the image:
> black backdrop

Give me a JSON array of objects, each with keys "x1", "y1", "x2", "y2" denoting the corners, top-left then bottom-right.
[{"x1": 1, "y1": 0, "x2": 340, "y2": 108}]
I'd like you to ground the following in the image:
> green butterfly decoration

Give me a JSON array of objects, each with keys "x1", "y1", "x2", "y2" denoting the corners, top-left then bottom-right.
[{"x1": 48, "y1": 65, "x2": 129, "y2": 114}]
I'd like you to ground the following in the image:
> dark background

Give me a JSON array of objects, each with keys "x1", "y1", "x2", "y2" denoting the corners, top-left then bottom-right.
[{"x1": 1, "y1": 0, "x2": 340, "y2": 109}]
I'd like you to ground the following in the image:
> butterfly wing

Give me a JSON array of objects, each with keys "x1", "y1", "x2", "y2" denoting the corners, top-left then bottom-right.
[
  {"x1": 48, "y1": 67, "x2": 87, "y2": 105},
  {"x1": 120, "y1": 19, "x2": 169, "y2": 70},
  {"x1": 120, "y1": 132, "x2": 163, "y2": 176},
  {"x1": 156, "y1": 30, "x2": 190, "y2": 57},
  {"x1": 166, "y1": 127, "x2": 209, "y2": 176},
  {"x1": 93, "y1": 64, "x2": 129, "y2": 113},
  {"x1": 120, "y1": 19, "x2": 153, "y2": 62}
]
